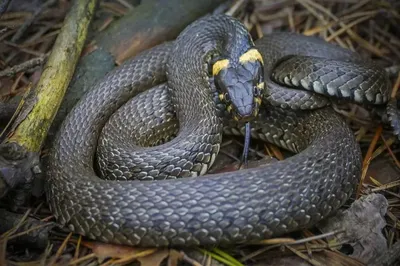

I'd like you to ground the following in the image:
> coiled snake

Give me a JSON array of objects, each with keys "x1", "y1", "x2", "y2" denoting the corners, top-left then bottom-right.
[{"x1": 45, "y1": 15, "x2": 392, "y2": 247}]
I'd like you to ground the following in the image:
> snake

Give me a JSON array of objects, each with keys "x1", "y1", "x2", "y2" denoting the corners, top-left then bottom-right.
[{"x1": 45, "y1": 14, "x2": 392, "y2": 247}]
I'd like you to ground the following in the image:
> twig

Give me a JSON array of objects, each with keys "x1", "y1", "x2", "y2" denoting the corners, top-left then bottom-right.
[
  {"x1": 68, "y1": 253, "x2": 96, "y2": 266},
  {"x1": 104, "y1": 249, "x2": 157, "y2": 265},
  {"x1": 11, "y1": 0, "x2": 57, "y2": 43},
  {"x1": 371, "y1": 179, "x2": 400, "y2": 192},
  {"x1": 356, "y1": 125, "x2": 383, "y2": 198},
  {"x1": 391, "y1": 71, "x2": 400, "y2": 98},
  {"x1": 240, "y1": 244, "x2": 282, "y2": 262},
  {"x1": 288, "y1": 230, "x2": 345, "y2": 245},
  {"x1": 337, "y1": 0, "x2": 371, "y2": 16},
  {"x1": 73, "y1": 235, "x2": 82, "y2": 262},
  {"x1": 0, "y1": 55, "x2": 47, "y2": 77},
  {"x1": 325, "y1": 13, "x2": 376, "y2": 42},
  {"x1": 180, "y1": 251, "x2": 203, "y2": 266},
  {"x1": 3, "y1": 40, "x2": 45, "y2": 56},
  {"x1": 116, "y1": 0, "x2": 134, "y2": 10},
  {"x1": 48, "y1": 232, "x2": 73, "y2": 266}
]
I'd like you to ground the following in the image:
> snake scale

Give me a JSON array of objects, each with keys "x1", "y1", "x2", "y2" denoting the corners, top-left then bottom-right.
[{"x1": 45, "y1": 15, "x2": 392, "y2": 247}]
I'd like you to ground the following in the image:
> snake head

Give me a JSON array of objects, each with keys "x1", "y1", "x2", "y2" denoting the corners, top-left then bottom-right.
[{"x1": 213, "y1": 48, "x2": 265, "y2": 122}]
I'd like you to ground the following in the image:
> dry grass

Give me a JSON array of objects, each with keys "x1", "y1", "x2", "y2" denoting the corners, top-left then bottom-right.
[{"x1": 0, "y1": 0, "x2": 399, "y2": 265}]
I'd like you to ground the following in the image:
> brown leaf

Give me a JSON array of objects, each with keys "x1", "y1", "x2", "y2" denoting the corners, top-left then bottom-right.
[
  {"x1": 168, "y1": 249, "x2": 183, "y2": 266},
  {"x1": 366, "y1": 156, "x2": 400, "y2": 185},
  {"x1": 317, "y1": 193, "x2": 388, "y2": 264},
  {"x1": 82, "y1": 241, "x2": 146, "y2": 260},
  {"x1": 137, "y1": 248, "x2": 169, "y2": 266}
]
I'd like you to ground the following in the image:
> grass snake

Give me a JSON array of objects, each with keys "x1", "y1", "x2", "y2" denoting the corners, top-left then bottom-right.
[{"x1": 45, "y1": 15, "x2": 392, "y2": 247}]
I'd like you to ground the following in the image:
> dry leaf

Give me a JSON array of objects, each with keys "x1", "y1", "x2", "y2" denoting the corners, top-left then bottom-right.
[
  {"x1": 317, "y1": 193, "x2": 388, "y2": 264},
  {"x1": 137, "y1": 248, "x2": 169, "y2": 266},
  {"x1": 168, "y1": 249, "x2": 183, "y2": 266},
  {"x1": 82, "y1": 241, "x2": 146, "y2": 260},
  {"x1": 366, "y1": 156, "x2": 400, "y2": 185}
]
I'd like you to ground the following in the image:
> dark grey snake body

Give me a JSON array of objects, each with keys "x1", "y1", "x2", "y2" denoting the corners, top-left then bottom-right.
[{"x1": 45, "y1": 15, "x2": 391, "y2": 247}]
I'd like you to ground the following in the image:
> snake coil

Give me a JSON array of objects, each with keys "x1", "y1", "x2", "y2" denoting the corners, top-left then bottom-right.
[{"x1": 45, "y1": 15, "x2": 391, "y2": 247}]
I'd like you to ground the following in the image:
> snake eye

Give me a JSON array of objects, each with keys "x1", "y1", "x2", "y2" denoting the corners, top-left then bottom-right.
[
  {"x1": 253, "y1": 86, "x2": 260, "y2": 97},
  {"x1": 224, "y1": 93, "x2": 230, "y2": 102},
  {"x1": 219, "y1": 93, "x2": 230, "y2": 102},
  {"x1": 254, "y1": 82, "x2": 265, "y2": 98}
]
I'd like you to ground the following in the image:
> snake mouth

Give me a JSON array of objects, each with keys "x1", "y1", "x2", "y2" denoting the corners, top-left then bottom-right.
[{"x1": 230, "y1": 96, "x2": 261, "y2": 122}]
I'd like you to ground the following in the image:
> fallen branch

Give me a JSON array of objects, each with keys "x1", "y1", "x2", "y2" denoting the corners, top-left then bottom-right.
[
  {"x1": 0, "y1": 0, "x2": 98, "y2": 200},
  {"x1": 6, "y1": 0, "x2": 97, "y2": 151},
  {"x1": 0, "y1": 55, "x2": 47, "y2": 77}
]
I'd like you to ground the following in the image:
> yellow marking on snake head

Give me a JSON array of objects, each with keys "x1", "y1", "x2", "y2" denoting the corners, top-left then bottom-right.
[
  {"x1": 227, "y1": 104, "x2": 233, "y2": 113},
  {"x1": 212, "y1": 59, "x2": 230, "y2": 76},
  {"x1": 257, "y1": 82, "x2": 265, "y2": 90},
  {"x1": 239, "y1": 49, "x2": 264, "y2": 65},
  {"x1": 219, "y1": 93, "x2": 225, "y2": 101}
]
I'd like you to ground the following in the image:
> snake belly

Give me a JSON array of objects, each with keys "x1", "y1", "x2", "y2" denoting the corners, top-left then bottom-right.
[{"x1": 45, "y1": 14, "x2": 390, "y2": 247}]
